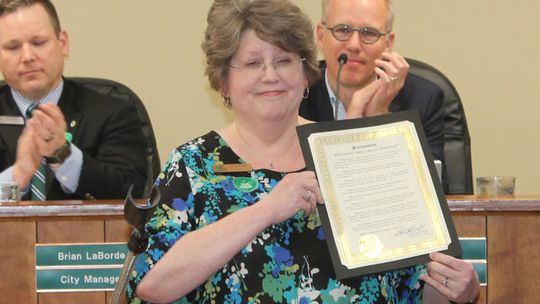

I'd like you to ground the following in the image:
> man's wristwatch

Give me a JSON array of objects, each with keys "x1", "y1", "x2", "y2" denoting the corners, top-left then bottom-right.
[{"x1": 45, "y1": 142, "x2": 72, "y2": 164}]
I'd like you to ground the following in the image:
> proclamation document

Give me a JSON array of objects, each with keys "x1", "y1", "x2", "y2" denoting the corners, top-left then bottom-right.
[{"x1": 297, "y1": 111, "x2": 460, "y2": 279}]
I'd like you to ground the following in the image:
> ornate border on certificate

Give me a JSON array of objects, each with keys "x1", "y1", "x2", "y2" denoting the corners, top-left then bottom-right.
[{"x1": 297, "y1": 111, "x2": 461, "y2": 279}]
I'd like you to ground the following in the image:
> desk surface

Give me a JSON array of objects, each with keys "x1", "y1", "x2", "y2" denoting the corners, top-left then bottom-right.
[{"x1": 1, "y1": 195, "x2": 540, "y2": 218}]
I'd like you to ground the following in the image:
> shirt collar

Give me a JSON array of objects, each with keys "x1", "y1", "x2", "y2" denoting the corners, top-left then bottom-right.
[
  {"x1": 324, "y1": 69, "x2": 346, "y2": 120},
  {"x1": 12, "y1": 80, "x2": 64, "y2": 119}
]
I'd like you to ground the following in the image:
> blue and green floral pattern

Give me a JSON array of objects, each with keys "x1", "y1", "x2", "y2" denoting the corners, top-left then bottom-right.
[{"x1": 127, "y1": 131, "x2": 425, "y2": 303}]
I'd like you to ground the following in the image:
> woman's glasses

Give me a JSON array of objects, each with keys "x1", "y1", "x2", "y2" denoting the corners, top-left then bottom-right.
[{"x1": 230, "y1": 57, "x2": 305, "y2": 77}]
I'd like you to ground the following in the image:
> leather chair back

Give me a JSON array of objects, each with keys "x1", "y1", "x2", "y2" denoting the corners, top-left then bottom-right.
[
  {"x1": 406, "y1": 58, "x2": 473, "y2": 194},
  {"x1": 68, "y1": 77, "x2": 160, "y2": 198}
]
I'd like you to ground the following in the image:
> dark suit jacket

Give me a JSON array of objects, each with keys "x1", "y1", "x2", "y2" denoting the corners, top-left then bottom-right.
[
  {"x1": 300, "y1": 67, "x2": 447, "y2": 190},
  {"x1": 0, "y1": 79, "x2": 147, "y2": 200}
]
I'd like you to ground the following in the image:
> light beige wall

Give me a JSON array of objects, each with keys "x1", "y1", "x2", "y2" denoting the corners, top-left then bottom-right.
[{"x1": 53, "y1": 1, "x2": 539, "y2": 194}]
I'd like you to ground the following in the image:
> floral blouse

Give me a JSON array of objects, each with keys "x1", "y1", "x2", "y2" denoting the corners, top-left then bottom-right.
[{"x1": 127, "y1": 131, "x2": 425, "y2": 304}]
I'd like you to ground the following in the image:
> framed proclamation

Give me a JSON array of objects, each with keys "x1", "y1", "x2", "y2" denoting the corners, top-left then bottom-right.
[{"x1": 296, "y1": 111, "x2": 461, "y2": 280}]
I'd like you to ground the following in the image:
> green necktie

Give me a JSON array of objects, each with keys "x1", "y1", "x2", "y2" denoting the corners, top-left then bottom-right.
[{"x1": 31, "y1": 160, "x2": 47, "y2": 201}]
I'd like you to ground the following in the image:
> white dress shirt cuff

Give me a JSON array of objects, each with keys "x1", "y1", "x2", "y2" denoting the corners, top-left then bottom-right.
[{"x1": 51, "y1": 143, "x2": 83, "y2": 193}]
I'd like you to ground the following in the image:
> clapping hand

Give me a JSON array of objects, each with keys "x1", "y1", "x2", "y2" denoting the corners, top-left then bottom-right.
[{"x1": 346, "y1": 51, "x2": 409, "y2": 118}]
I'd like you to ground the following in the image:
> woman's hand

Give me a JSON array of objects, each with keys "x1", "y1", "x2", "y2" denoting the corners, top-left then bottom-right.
[
  {"x1": 137, "y1": 171, "x2": 323, "y2": 303},
  {"x1": 423, "y1": 252, "x2": 480, "y2": 303},
  {"x1": 260, "y1": 171, "x2": 324, "y2": 225}
]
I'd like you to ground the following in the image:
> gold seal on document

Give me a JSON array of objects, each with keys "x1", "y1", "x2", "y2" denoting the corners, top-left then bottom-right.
[{"x1": 358, "y1": 234, "x2": 384, "y2": 258}]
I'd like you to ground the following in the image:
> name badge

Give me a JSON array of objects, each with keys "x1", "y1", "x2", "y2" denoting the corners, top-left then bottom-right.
[
  {"x1": 0, "y1": 116, "x2": 24, "y2": 125},
  {"x1": 213, "y1": 163, "x2": 253, "y2": 173},
  {"x1": 233, "y1": 177, "x2": 258, "y2": 193}
]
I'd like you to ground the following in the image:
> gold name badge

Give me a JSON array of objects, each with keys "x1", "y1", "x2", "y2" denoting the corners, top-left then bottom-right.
[{"x1": 213, "y1": 163, "x2": 253, "y2": 173}]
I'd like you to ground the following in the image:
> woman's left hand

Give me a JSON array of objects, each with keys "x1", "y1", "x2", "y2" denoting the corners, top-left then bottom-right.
[{"x1": 422, "y1": 252, "x2": 480, "y2": 303}]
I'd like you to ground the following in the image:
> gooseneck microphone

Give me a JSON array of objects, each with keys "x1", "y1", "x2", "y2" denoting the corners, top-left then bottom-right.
[
  {"x1": 334, "y1": 53, "x2": 348, "y2": 120},
  {"x1": 338, "y1": 53, "x2": 348, "y2": 65}
]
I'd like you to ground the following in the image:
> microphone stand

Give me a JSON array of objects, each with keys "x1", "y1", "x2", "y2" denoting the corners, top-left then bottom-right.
[
  {"x1": 110, "y1": 185, "x2": 160, "y2": 304},
  {"x1": 334, "y1": 54, "x2": 348, "y2": 120}
]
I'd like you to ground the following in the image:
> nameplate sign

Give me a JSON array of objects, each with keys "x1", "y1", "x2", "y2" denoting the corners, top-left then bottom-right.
[
  {"x1": 36, "y1": 243, "x2": 128, "y2": 293},
  {"x1": 459, "y1": 237, "x2": 487, "y2": 286},
  {"x1": 36, "y1": 243, "x2": 128, "y2": 266},
  {"x1": 37, "y1": 268, "x2": 121, "y2": 292},
  {"x1": 34, "y1": 239, "x2": 486, "y2": 292}
]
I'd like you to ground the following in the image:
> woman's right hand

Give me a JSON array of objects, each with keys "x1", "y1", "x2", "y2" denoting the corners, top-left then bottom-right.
[
  {"x1": 260, "y1": 171, "x2": 324, "y2": 225},
  {"x1": 137, "y1": 171, "x2": 323, "y2": 303}
]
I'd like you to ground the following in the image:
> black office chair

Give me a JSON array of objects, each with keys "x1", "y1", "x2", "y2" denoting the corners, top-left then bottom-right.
[
  {"x1": 406, "y1": 58, "x2": 473, "y2": 194},
  {"x1": 68, "y1": 77, "x2": 160, "y2": 198}
]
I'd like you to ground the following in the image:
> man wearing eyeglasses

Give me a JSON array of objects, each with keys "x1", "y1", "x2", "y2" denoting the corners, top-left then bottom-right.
[
  {"x1": 299, "y1": 0, "x2": 446, "y2": 188},
  {"x1": 300, "y1": 1, "x2": 480, "y2": 303}
]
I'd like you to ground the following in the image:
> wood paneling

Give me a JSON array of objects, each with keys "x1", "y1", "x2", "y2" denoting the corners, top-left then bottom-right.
[
  {"x1": 105, "y1": 219, "x2": 131, "y2": 242},
  {"x1": 0, "y1": 219, "x2": 36, "y2": 304},
  {"x1": 39, "y1": 292, "x2": 105, "y2": 304},
  {"x1": 453, "y1": 213, "x2": 486, "y2": 237},
  {"x1": 488, "y1": 214, "x2": 540, "y2": 304}
]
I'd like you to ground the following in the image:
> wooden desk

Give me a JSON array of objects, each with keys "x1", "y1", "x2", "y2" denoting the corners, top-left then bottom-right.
[
  {"x1": 1, "y1": 196, "x2": 539, "y2": 304},
  {"x1": 0, "y1": 200, "x2": 128, "y2": 304},
  {"x1": 449, "y1": 195, "x2": 540, "y2": 304}
]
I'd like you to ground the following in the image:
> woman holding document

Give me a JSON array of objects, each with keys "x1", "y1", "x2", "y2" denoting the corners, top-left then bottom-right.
[{"x1": 127, "y1": 0, "x2": 479, "y2": 303}]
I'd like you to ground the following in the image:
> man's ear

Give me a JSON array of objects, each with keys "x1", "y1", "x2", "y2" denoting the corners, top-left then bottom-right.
[
  {"x1": 59, "y1": 30, "x2": 69, "y2": 57},
  {"x1": 315, "y1": 23, "x2": 325, "y2": 50},
  {"x1": 385, "y1": 31, "x2": 395, "y2": 51}
]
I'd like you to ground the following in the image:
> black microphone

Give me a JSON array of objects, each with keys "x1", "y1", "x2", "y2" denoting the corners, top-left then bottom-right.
[
  {"x1": 338, "y1": 53, "x2": 348, "y2": 65},
  {"x1": 334, "y1": 53, "x2": 348, "y2": 120}
]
